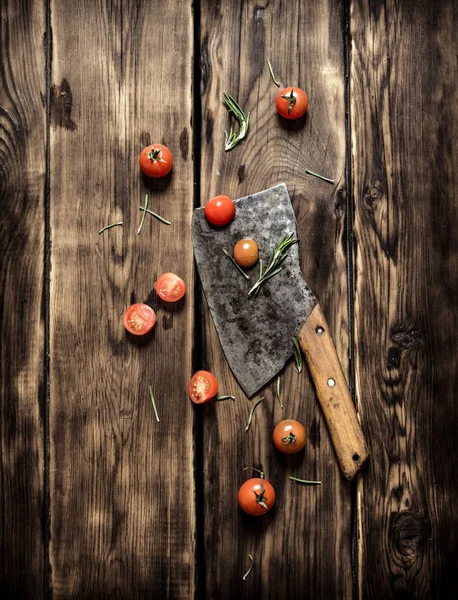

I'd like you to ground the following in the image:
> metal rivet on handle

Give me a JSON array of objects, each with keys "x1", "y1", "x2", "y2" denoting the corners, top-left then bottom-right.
[
  {"x1": 315, "y1": 326, "x2": 325, "y2": 336},
  {"x1": 327, "y1": 378, "x2": 336, "y2": 387}
]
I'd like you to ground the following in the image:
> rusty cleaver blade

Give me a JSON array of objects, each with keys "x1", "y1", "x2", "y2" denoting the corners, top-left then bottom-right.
[{"x1": 192, "y1": 183, "x2": 368, "y2": 479}]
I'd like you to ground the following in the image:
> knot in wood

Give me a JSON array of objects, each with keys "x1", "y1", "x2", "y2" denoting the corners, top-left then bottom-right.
[
  {"x1": 365, "y1": 183, "x2": 383, "y2": 206},
  {"x1": 389, "y1": 512, "x2": 431, "y2": 569}
]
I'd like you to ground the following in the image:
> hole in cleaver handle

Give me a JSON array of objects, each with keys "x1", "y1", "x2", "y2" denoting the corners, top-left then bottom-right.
[{"x1": 298, "y1": 304, "x2": 369, "y2": 480}]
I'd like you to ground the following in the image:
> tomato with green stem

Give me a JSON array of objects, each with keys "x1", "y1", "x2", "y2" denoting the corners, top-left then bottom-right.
[
  {"x1": 139, "y1": 144, "x2": 173, "y2": 178},
  {"x1": 273, "y1": 419, "x2": 307, "y2": 454},
  {"x1": 238, "y1": 468, "x2": 276, "y2": 516},
  {"x1": 123, "y1": 303, "x2": 157, "y2": 336},
  {"x1": 204, "y1": 195, "x2": 235, "y2": 226},
  {"x1": 155, "y1": 273, "x2": 186, "y2": 302},
  {"x1": 276, "y1": 87, "x2": 308, "y2": 119},
  {"x1": 188, "y1": 371, "x2": 218, "y2": 404}
]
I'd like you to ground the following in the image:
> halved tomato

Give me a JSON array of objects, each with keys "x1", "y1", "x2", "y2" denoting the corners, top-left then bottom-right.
[
  {"x1": 188, "y1": 371, "x2": 218, "y2": 404},
  {"x1": 123, "y1": 303, "x2": 157, "y2": 335},
  {"x1": 155, "y1": 273, "x2": 186, "y2": 302}
]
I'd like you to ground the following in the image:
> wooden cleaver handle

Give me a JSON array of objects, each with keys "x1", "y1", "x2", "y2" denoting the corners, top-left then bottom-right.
[{"x1": 298, "y1": 304, "x2": 369, "y2": 480}]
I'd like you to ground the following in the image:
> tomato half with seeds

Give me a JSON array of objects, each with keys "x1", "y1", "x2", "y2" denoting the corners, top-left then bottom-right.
[
  {"x1": 276, "y1": 87, "x2": 308, "y2": 119},
  {"x1": 155, "y1": 273, "x2": 186, "y2": 302},
  {"x1": 188, "y1": 371, "x2": 218, "y2": 404},
  {"x1": 139, "y1": 144, "x2": 173, "y2": 178},
  {"x1": 273, "y1": 419, "x2": 307, "y2": 454},
  {"x1": 238, "y1": 478, "x2": 276, "y2": 516},
  {"x1": 123, "y1": 303, "x2": 157, "y2": 336},
  {"x1": 204, "y1": 195, "x2": 235, "y2": 227}
]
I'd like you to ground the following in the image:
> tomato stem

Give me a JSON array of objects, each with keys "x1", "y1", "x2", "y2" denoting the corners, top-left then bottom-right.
[
  {"x1": 149, "y1": 385, "x2": 160, "y2": 423},
  {"x1": 305, "y1": 169, "x2": 335, "y2": 184},
  {"x1": 242, "y1": 554, "x2": 254, "y2": 581},
  {"x1": 254, "y1": 488, "x2": 269, "y2": 511},
  {"x1": 245, "y1": 396, "x2": 265, "y2": 432},
  {"x1": 147, "y1": 146, "x2": 167, "y2": 162},
  {"x1": 137, "y1": 194, "x2": 149, "y2": 234},
  {"x1": 98, "y1": 221, "x2": 123, "y2": 235},
  {"x1": 281, "y1": 88, "x2": 297, "y2": 115},
  {"x1": 289, "y1": 476, "x2": 321, "y2": 485},
  {"x1": 243, "y1": 466, "x2": 264, "y2": 479},
  {"x1": 281, "y1": 432, "x2": 297, "y2": 445},
  {"x1": 267, "y1": 59, "x2": 281, "y2": 87}
]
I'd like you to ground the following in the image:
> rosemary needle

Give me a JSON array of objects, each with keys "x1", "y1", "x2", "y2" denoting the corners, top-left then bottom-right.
[
  {"x1": 149, "y1": 386, "x2": 160, "y2": 422},
  {"x1": 289, "y1": 476, "x2": 321, "y2": 485},
  {"x1": 222, "y1": 248, "x2": 250, "y2": 280},
  {"x1": 267, "y1": 60, "x2": 281, "y2": 87},
  {"x1": 248, "y1": 233, "x2": 297, "y2": 297},
  {"x1": 305, "y1": 169, "x2": 335, "y2": 184},
  {"x1": 215, "y1": 395, "x2": 235, "y2": 402},
  {"x1": 242, "y1": 554, "x2": 254, "y2": 581},
  {"x1": 139, "y1": 206, "x2": 171, "y2": 225},
  {"x1": 292, "y1": 337, "x2": 303, "y2": 374},
  {"x1": 245, "y1": 396, "x2": 265, "y2": 432},
  {"x1": 276, "y1": 375, "x2": 283, "y2": 409},
  {"x1": 98, "y1": 221, "x2": 123, "y2": 235},
  {"x1": 138, "y1": 194, "x2": 149, "y2": 234}
]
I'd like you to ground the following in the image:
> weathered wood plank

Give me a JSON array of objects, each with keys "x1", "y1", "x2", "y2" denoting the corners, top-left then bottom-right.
[
  {"x1": 350, "y1": 0, "x2": 458, "y2": 597},
  {"x1": 200, "y1": 1, "x2": 353, "y2": 596},
  {"x1": 49, "y1": 1, "x2": 195, "y2": 597},
  {"x1": 0, "y1": 0, "x2": 46, "y2": 596}
]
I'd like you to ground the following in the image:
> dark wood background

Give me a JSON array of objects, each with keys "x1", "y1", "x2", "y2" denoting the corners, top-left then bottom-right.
[{"x1": 1, "y1": 0, "x2": 457, "y2": 598}]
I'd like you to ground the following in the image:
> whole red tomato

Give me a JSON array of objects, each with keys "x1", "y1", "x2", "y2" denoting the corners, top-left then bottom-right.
[
  {"x1": 276, "y1": 87, "x2": 308, "y2": 119},
  {"x1": 238, "y1": 477, "x2": 276, "y2": 516},
  {"x1": 204, "y1": 195, "x2": 235, "y2": 226},
  {"x1": 139, "y1": 144, "x2": 173, "y2": 178},
  {"x1": 273, "y1": 419, "x2": 307, "y2": 454}
]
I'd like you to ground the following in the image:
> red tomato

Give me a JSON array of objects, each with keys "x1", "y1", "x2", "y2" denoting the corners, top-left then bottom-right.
[
  {"x1": 233, "y1": 239, "x2": 258, "y2": 267},
  {"x1": 276, "y1": 87, "x2": 308, "y2": 119},
  {"x1": 123, "y1": 303, "x2": 157, "y2": 336},
  {"x1": 204, "y1": 195, "x2": 235, "y2": 227},
  {"x1": 155, "y1": 273, "x2": 186, "y2": 302},
  {"x1": 139, "y1": 144, "x2": 173, "y2": 178},
  {"x1": 188, "y1": 371, "x2": 218, "y2": 404},
  {"x1": 238, "y1": 478, "x2": 276, "y2": 516},
  {"x1": 273, "y1": 419, "x2": 307, "y2": 454}
]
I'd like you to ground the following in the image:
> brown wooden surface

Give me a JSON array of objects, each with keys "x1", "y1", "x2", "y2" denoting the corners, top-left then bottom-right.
[
  {"x1": 0, "y1": 0, "x2": 46, "y2": 596},
  {"x1": 1, "y1": 0, "x2": 457, "y2": 598},
  {"x1": 351, "y1": 1, "x2": 458, "y2": 597}
]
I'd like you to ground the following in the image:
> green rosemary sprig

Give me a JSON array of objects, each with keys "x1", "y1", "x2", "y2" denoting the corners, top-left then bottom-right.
[
  {"x1": 139, "y1": 206, "x2": 171, "y2": 225},
  {"x1": 138, "y1": 194, "x2": 149, "y2": 234},
  {"x1": 242, "y1": 554, "x2": 254, "y2": 581},
  {"x1": 267, "y1": 60, "x2": 280, "y2": 87},
  {"x1": 245, "y1": 396, "x2": 265, "y2": 432},
  {"x1": 305, "y1": 169, "x2": 334, "y2": 184},
  {"x1": 222, "y1": 248, "x2": 250, "y2": 280},
  {"x1": 98, "y1": 221, "x2": 123, "y2": 235},
  {"x1": 292, "y1": 337, "x2": 303, "y2": 373},
  {"x1": 222, "y1": 93, "x2": 250, "y2": 151},
  {"x1": 248, "y1": 233, "x2": 297, "y2": 297}
]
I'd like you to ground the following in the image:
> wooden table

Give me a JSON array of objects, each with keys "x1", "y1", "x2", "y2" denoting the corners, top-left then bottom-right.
[{"x1": 1, "y1": 0, "x2": 457, "y2": 597}]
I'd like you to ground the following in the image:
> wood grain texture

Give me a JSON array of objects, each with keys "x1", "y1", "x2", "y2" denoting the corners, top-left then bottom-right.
[
  {"x1": 298, "y1": 304, "x2": 368, "y2": 480},
  {"x1": 48, "y1": 1, "x2": 195, "y2": 597},
  {"x1": 0, "y1": 0, "x2": 46, "y2": 596},
  {"x1": 200, "y1": 1, "x2": 353, "y2": 596},
  {"x1": 350, "y1": 0, "x2": 458, "y2": 597}
]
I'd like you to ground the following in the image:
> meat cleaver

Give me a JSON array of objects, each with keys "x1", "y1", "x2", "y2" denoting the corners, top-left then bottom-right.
[{"x1": 192, "y1": 183, "x2": 368, "y2": 480}]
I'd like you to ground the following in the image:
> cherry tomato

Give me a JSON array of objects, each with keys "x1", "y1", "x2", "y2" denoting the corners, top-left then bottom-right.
[
  {"x1": 188, "y1": 371, "x2": 218, "y2": 404},
  {"x1": 155, "y1": 273, "x2": 186, "y2": 302},
  {"x1": 139, "y1": 144, "x2": 173, "y2": 178},
  {"x1": 238, "y1": 478, "x2": 276, "y2": 516},
  {"x1": 123, "y1": 303, "x2": 157, "y2": 336},
  {"x1": 276, "y1": 87, "x2": 308, "y2": 120},
  {"x1": 233, "y1": 239, "x2": 258, "y2": 267},
  {"x1": 204, "y1": 195, "x2": 235, "y2": 227},
  {"x1": 273, "y1": 419, "x2": 307, "y2": 454}
]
